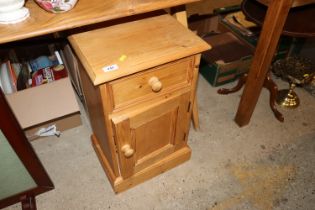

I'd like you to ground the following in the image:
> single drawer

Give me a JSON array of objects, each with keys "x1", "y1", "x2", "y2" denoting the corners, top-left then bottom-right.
[{"x1": 107, "y1": 57, "x2": 194, "y2": 110}]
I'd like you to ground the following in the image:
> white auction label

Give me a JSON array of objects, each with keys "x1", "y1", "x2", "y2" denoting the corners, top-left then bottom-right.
[{"x1": 102, "y1": 64, "x2": 119, "y2": 72}]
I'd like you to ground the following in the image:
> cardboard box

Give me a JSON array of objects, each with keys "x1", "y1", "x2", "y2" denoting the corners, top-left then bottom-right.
[
  {"x1": 218, "y1": 12, "x2": 293, "y2": 57},
  {"x1": 190, "y1": 12, "x2": 292, "y2": 87},
  {"x1": 6, "y1": 78, "x2": 81, "y2": 138},
  {"x1": 0, "y1": 41, "x2": 82, "y2": 139},
  {"x1": 200, "y1": 32, "x2": 254, "y2": 86},
  {"x1": 189, "y1": 15, "x2": 222, "y2": 36}
]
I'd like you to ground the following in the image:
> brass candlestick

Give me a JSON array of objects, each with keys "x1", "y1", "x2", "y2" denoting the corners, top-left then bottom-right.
[
  {"x1": 276, "y1": 83, "x2": 299, "y2": 108},
  {"x1": 272, "y1": 56, "x2": 314, "y2": 109}
]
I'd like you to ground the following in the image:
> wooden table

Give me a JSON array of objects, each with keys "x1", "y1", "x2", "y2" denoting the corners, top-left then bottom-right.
[
  {"x1": 0, "y1": 0, "x2": 198, "y2": 44},
  {"x1": 0, "y1": 0, "x2": 203, "y2": 126},
  {"x1": 234, "y1": 0, "x2": 315, "y2": 126},
  {"x1": 0, "y1": 0, "x2": 208, "y2": 199}
]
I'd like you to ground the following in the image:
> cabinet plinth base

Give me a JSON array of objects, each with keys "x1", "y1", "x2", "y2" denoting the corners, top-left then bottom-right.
[{"x1": 91, "y1": 134, "x2": 191, "y2": 193}]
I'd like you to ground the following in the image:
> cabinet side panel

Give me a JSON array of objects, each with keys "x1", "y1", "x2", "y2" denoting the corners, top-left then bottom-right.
[
  {"x1": 190, "y1": 54, "x2": 201, "y2": 102},
  {"x1": 187, "y1": 54, "x2": 201, "y2": 135},
  {"x1": 78, "y1": 61, "x2": 119, "y2": 176}
]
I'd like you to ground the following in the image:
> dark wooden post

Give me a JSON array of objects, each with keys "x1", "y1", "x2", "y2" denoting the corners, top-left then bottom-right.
[{"x1": 234, "y1": 0, "x2": 293, "y2": 126}]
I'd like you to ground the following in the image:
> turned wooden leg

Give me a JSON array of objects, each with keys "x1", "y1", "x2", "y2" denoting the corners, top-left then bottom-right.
[
  {"x1": 219, "y1": 72, "x2": 284, "y2": 122},
  {"x1": 263, "y1": 74, "x2": 284, "y2": 122},
  {"x1": 21, "y1": 195, "x2": 36, "y2": 210},
  {"x1": 217, "y1": 74, "x2": 248, "y2": 95}
]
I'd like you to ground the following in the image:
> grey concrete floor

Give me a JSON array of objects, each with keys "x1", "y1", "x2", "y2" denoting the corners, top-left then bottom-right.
[{"x1": 4, "y1": 76, "x2": 315, "y2": 210}]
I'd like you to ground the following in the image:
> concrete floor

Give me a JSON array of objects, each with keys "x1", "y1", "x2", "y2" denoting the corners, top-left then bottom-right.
[{"x1": 5, "y1": 76, "x2": 315, "y2": 210}]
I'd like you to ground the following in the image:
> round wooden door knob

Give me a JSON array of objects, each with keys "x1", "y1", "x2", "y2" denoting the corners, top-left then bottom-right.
[
  {"x1": 121, "y1": 144, "x2": 134, "y2": 158},
  {"x1": 148, "y1": 76, "x2": 162, "y2": 92}
]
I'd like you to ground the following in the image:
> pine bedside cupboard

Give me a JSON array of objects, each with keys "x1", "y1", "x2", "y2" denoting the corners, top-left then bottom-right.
[{"x1": 69, "y1": 14, "x2": 210, "y2": 193}]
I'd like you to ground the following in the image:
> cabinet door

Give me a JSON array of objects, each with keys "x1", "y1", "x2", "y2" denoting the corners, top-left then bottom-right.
[{"x1": 111, "y1": 91, "x2": 191, "y2": 179}]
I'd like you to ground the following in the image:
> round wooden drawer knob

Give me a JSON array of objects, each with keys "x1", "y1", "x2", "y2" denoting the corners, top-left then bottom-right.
[
  {"x1": 121, "y1": 144, "x2": 134, "y2": 158},
  {"x1": 148, "y1": 76, "x2": 162, "y2": 92}
]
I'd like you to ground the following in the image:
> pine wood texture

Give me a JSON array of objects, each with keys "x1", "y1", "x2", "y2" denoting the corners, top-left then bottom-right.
[
  {"x1": 68, "y1": 14, "x2": 210, "y2": 86},
  {"x1": 192, "y1": 99, "x2": 200, "y2": 129},
  {"x1": 91, "y1": 135, "x2": 122, "y2": 188},
  {"x1": 188, "y1": 54, "x2": 201, "y2": 131},
  {"x1": 234, "y1": 0, "x2": 294, "y2": 126},
  {"x1": 107, "y1": 57, "x2": 194, "y2": 110},
  {"x1": 172, "y1": 9, "x2": 200, "y2": 131},
  {"x1": 173, "y1": 10, "x2": 188, "y2": 27},
  {"x1": 0, "y1": 0, "x2": 199, "y2": 44},
  {"x1": 111, "y1": 91, "x2": 191, "y2": 178},
  {"x1": 257, "y1": 0, "x2": 314, "y2": 7},
  {"x1": 92, "y1": 133, "x2": 191, "y2": 193},
  {"x1": 70, "y1": 14, "x2": 209, "y2": 192},
  {"x1": 79, "y1": 61, "x2": 120, "y2": 176}
]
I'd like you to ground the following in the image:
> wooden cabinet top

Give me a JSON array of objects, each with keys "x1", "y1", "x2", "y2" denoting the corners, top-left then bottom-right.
[
  {"x1": 69, "y1": 14, "x2": 210, "y2": 85},
  {"x1": 0, "y1": 0, "x2": 198, "y2": 44}
]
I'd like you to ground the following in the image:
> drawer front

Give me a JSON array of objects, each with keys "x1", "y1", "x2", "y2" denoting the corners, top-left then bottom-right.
[{"x1": 108, "y1": 57, "x2": 194, "y2": 110}]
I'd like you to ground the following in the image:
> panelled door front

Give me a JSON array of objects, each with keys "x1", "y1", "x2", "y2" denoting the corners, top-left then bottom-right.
[{"x1": 111, "y1": 91, "x2": 191, "y2": 179}]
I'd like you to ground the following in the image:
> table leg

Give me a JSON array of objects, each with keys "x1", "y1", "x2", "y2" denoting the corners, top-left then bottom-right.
[
  {"x1": 172, "y1": 6, "x2": 200, "y2": 130},
  {"x1": 173, "y1": 10, "x2": 188, "y2": 27},
  {"x1": 264, "y1": 74, "x2": 284, "y2": 122},
  {"x1": 234, "y1": 0, "x2": 293, "y2": 127},
  {"x1": 217, "y1": 74, "x2": 247, "y2": 95},
  {"x1": 21, "y1": 195, "x2": 36, "y2": 210},
  {"x1": 218, "y1": 73, "x2": 284, "y2": 122},
  {"x1": 192, "y1": 99, "x2": 200, "y2": 129}
]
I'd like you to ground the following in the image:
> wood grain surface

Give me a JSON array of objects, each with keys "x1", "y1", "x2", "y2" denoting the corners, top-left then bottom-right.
[
  {"x1": 0, "y1": 0, "x2": 199, "y2": 44},
  {"x1": 69, "y1": 14, "x2": 210, "y2": 85}
]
